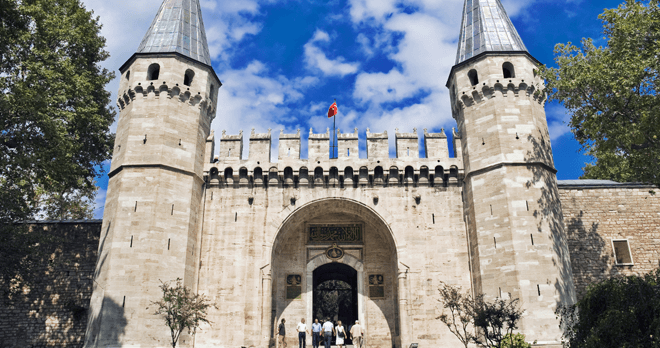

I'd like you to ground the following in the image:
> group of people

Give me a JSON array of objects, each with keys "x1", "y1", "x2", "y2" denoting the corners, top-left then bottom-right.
[{"x1": 278, "y1": 317, "x2": 364, "y2": 348}]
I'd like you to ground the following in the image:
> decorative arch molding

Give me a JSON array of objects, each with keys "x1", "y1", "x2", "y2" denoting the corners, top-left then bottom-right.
[{"x1": 268, "y1": 197, "x2": 399, "y2": 259}]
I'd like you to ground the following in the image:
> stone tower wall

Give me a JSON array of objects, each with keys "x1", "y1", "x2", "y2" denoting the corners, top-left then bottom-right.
[
  {"x1": 448, "y1": 53, "x2": 576, "y2": 345},
  {"x1": 85, "y1": 54, "x2": 219, "y2": 348}
]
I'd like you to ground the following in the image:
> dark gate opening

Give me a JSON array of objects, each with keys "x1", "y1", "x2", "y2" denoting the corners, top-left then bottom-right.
[{"x1": 313, "y1": 263, "x2": 358, "y2": 345}]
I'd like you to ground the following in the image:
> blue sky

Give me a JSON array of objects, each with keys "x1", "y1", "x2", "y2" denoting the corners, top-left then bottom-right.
[{"x1": 86, "y1": 0, "x2": 626, "y2": 218}]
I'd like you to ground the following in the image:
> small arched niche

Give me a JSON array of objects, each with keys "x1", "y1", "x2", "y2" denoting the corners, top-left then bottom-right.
[
  {"x1": 184, "y1": 69, "x2": 195, "y2": 86},
  {"x1": 125, "y1": 70, "x2": 130, "y2": 80},
  {"x1": 147, "y1": 63, "x2": 160, "y2": 81},
  {"x1": 502, "y1": 62, "x2": 515, "y2": 78},
  {"x1": 467, "y1": 69, "x2": 479, "y2": 86}
]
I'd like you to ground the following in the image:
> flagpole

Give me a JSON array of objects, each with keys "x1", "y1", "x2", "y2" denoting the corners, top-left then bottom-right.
[{"x1": 333, "y1": 98, "x2": 337, "y2": 159}]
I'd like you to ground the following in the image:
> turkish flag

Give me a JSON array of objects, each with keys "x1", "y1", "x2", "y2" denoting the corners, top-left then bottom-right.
[{"x1": 328, "y1": 101, "x2": 338, "y2": 118}]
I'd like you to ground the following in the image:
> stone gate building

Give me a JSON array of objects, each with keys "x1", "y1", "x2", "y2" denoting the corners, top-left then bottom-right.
[{"x1": 76, "y1": 0, "x2": 660, "y2": 347}]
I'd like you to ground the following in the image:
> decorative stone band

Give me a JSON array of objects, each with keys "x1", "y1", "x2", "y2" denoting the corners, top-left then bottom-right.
[
  {"x1": 116, "y1": 83, "x2": 216, "y2": 121},
  {"x1": 108, "y1": 163, "x2": 203, "y2": 181},
  {"x1": 453, "y1": 79, "x2": 545, "y2": 116},
  {"x1": 206, "y1": 163, "x2": 461, "y2": 189}
]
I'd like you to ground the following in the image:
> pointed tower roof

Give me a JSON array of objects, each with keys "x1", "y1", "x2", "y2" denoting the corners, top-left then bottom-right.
[
  {"x1": 137, "y1": 0, "x2": 211, "y2": 66},
  {"x1": 455, "y1": 0, "x2": 527, "y2": 65}
]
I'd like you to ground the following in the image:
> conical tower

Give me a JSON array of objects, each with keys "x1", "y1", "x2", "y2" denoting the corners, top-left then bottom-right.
[
  {"x1": 84, "y1": 0, "x2": 220, "y2": 346},
  {"x1": 447, "y1": 0, "x2": 576, "y2": 345}
]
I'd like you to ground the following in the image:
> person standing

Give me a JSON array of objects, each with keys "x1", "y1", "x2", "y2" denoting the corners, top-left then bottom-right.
[
  {"x1": 335, "y1": 320, "x2": 346, "y2": 348},
  {"x1": 311, "y1": 318, "x2": 322, "y2": 348},
  {"x1": 350, "y1": 320, "x2": 363, "y2": 348},
  {"x1": 278, "y1": 318, "x2": 287, "y2": 348},
  {"x1": 297, "y1": 318, "x2": 310, "y2": 348},
  {"x1": 321, "y1": 318, "x2": 334, "y2": 348}
]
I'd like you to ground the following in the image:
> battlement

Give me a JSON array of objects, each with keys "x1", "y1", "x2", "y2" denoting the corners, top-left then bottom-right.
[
  {"x1": 117, "y1": 82, "x2": 216, "y2": 120},
  {"x1": 205, "y1": 127, "x2": 463, "y2": 189},
  {"x1": 451, "y1": 79, "x2": 545, "y2": 118}
]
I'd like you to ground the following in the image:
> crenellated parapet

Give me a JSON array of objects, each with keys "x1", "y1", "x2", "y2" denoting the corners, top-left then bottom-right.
[
  {"x1": 116, "y1": 82, "x2": 217, "y2": 120},
  {"x1": 452, "y1": 78, "x2": 544, "y2": 117},
  {"x1": 205, "y1": 127, "x2": 463, "y2": 189}
]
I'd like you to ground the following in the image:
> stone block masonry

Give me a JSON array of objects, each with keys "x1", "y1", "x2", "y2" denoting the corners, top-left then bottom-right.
[
  {"x1": 560, "y1": 182, "x2": 660, "y2": 298},
  {"x1": 0, "y1": 221, "x2": 101, "y2": 348}
]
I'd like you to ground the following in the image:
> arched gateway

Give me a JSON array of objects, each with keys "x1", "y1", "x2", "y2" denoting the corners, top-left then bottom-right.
[{"x1": 270, "y1": 198, "x2": 399, "y2": 348}]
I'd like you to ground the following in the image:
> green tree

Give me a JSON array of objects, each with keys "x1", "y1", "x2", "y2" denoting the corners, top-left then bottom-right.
[
  {"x1": 500, "y1": 333, "x2": 532, "y2": 348},
  {"x1": 473, "y1": 296, "x2": 525, "y2": 348},
  {"x1": 558, "y1": 269, "x2": 660, "y2": 348},
  {"x1": 438, "y1": 283, "x2": 527, "y2": 348},
  {"x1": 538, "y1": 0, "x2": 660, "y2": 187},
  {"x1": 0, "y1": 0, "x2": 114, "y2": 297},
  {"x1": 153, "y1": 278, "x2": 216, "y2": 348},
  {"x1": 437, "y1": 282, "x2": 477, "y2": 348}
]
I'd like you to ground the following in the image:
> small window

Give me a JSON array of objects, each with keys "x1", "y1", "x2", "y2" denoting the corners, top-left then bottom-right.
[
  {"x1": 210, "y1": 84, "x2": 215, "y2": 100},
  {"x1": 612, "y1": 240, "x2": 633, "y2": 265},
  {"x1": 184, "y1": 69, "x2": 195, "y2": 86},
  {"x1": 125, "y1": 70, "x2": 130, "y2": 80},
  {"x1": 147, "y1": 63, "x2": 160, "y2": 80},
  {"x1": 503, "y1": 62, "x2": 515, "y2": 78},
  {"x1": 467, "y1": 69, "x2": 479, "y2": 86}
]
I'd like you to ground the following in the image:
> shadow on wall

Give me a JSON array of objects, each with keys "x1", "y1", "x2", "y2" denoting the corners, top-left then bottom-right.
[
  {"x1": 0, "y1": 222, "x2": 128, "y2": 348},
  {"x1": 83, "y1": 220, "x2": 128, "y2": 347},
  {"x1": 84, "y1": 296, "x2": 127, "y2": 347},
  {"x1": 524, "y1": 132, "x2": 577, "y2": 308}
]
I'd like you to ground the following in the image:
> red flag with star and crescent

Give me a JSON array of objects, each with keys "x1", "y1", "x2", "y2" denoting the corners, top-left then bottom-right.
[{"x1": 328, "y1": 101, "x2": 338, "y2": 118}]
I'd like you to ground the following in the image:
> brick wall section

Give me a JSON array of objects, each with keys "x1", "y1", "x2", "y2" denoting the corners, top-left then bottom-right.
[
  {"x1": 0, "y1": 221, "x2": 100, "y2": 348},
  {"x1": 559, "y1": 184, "x2": 660, "y2": 298}
]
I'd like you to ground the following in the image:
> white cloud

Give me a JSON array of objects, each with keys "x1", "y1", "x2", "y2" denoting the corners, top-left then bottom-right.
[
  {"x1": 304, "y1": 30, "x2": 360, "y2": 77},
  {"x1": 546, "y1": 104, "x2": 573, "y2": 140},
  {"x1": 349, "y1": 0, "x2": 398, "y2": 23},
  {"x1": 213, "y1": 61, "x2": 315, "y2": 158},
  {"x1": 93, "y1": 188, "x2": 107, "y2": 219}
]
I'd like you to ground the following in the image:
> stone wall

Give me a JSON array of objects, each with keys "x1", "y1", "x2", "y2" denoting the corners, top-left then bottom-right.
[
  {"x1": 559, "y1": 183, "x2": 660, "y2": 298},
  {"x1": 0, "y1": 221, "x2": 100, "y2": 348}
]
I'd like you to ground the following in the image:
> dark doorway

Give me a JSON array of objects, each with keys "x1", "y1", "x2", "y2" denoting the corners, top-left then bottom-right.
[{"x1": 313, "y1": 263, "x2": 358, "y2": 345}]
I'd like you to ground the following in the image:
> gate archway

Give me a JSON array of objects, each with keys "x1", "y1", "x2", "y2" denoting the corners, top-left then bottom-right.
[{"x1": 270, "y1": 198, "x2": 398, "y2": 348}]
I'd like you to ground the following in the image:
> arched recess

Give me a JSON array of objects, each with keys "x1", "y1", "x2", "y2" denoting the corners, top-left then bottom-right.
[{"x1": 268, "y1": 198, "x2": 399, "y2": 348}]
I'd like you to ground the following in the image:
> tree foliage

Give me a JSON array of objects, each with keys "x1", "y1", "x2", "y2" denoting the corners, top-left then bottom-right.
[
  {"x1": 558, "y1": 269, "x2": 660, "y2": 348},
  {"x1": 153, "y1": 278, "x2": 216, "y2": 348},
  {"x1": 538, "y1": 0, "x2": 660, "y2": 187},
  {"x1": 0, "y1": 0, "x2": 114, "y2": 297},
  {"x1": 438, "y1": 283, "x2": 528, "y2": 348},
  {"x1": 437, "y1": 281, "x2": 477, "y2": 348},
  {"x1": 473, "y1": 296, "x2": 525, "y2": 348}
]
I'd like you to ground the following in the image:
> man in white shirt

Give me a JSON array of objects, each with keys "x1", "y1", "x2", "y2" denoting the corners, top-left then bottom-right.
[
  {"x1": 350, "y1": 320, "x2": 363, "y2": 348},
  {"x1": 296, "y1": 318, "x2": 310, "y2": 348},
  {"x1": 322, "y1": 318, "x2": 335, "y2": 348}
]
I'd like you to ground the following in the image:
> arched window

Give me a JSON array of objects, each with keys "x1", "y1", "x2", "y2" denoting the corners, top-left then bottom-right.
[
  {"x1": 125, "y1": 70, "x2": 130, "y2": 80},
  {"x1": 254, "y1": 167, "x2": 263, "y2": 185},
  {"x1": 467, "y1": 69, "x2": 479, "y2": 86},
  {"x1": 210, "y1": 85, "x2": 215, "y2": 100},
  {"x1": 502, "y1": 62, "x2": 515, "y2": 78},
  {"x1": 284, "y1": 167, "x2": 294, "y2": 185},
  {"x1": 184, "y1": 69, "x2": 195, "y2": 86},
  {"x1": 147, "y1": 63, "x2": 160, "y2": 81}
]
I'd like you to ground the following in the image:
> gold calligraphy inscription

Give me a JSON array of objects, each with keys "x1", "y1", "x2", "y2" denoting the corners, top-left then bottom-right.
[{"x1": 308, "y1": 224, "x2": 363, "y2": 243}]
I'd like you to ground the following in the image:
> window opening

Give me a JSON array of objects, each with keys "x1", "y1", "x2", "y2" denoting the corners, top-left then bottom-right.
[
  {"x1": 612, "y1": 240, "x2": 633, "y2": 264},
  {"x1": 147, "y1": 63, "x2": 160, "y2": 80},
  {"x1": 468, "y1": 69, "x2": 479, "y2": 86},
  {"x1": 184, "y1": 69, "x2": 195, "y2": 86},
  {"x1": 502, "y1": 62, "x2": 515, "y2": 78}
]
